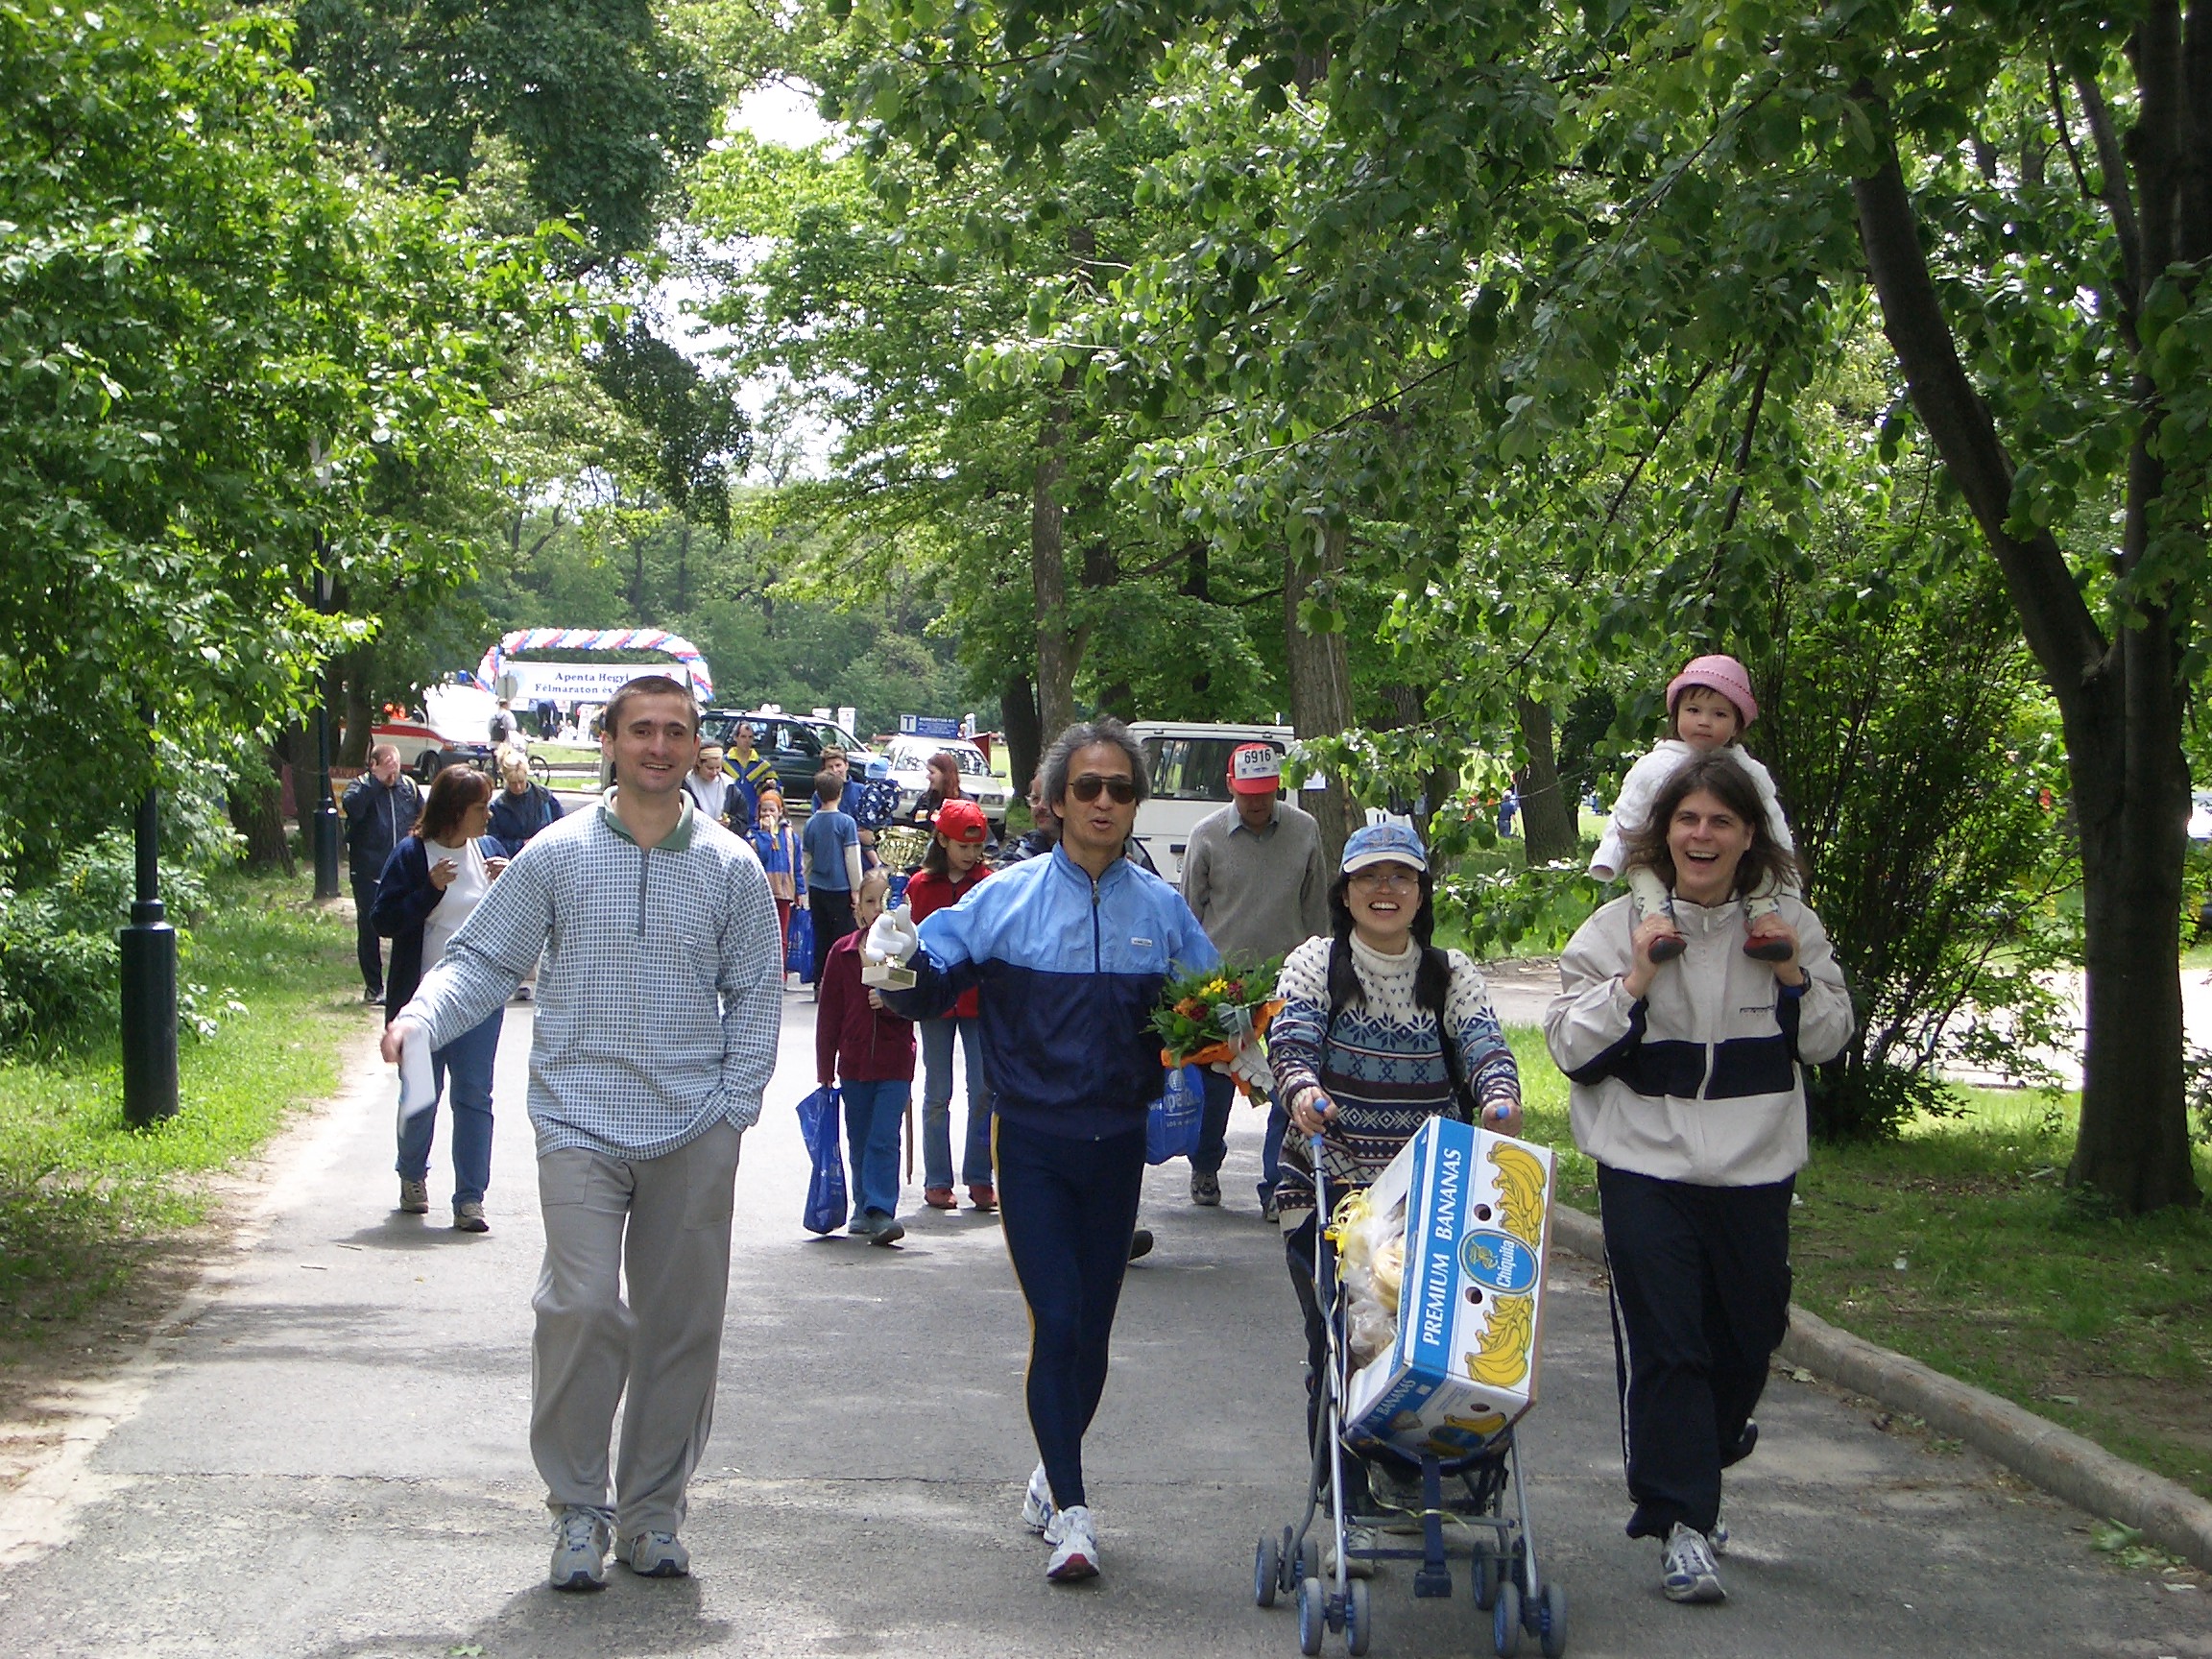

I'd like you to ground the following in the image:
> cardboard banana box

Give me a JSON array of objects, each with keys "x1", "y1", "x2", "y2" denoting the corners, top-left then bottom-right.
[{"x1": 1342, "y1": 1117, "x2": 1554, "y2": 1459}]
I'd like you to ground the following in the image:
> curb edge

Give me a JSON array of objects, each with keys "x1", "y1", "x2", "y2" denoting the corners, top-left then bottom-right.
[{"x1": 1548, "y1": 1201, "x2": 2212, "y2": 1572}]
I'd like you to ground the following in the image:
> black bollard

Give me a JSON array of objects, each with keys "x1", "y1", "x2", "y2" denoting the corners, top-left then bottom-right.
[{"x1": 120, "y1": 783, "x2": 179, "y2": 1126}]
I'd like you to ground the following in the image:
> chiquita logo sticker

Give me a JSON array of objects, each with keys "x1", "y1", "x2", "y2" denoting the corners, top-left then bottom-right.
[{"x1": 1458, "y1": 1230, "x2": 1540, "y2": 1295}]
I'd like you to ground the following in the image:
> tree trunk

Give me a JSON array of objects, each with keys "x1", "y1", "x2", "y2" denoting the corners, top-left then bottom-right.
[
  {"x1": 1182, "y1": 541, "x2": 1214, "y2": 701},
  {"x1": 1032, "y1": 392, "x2": 1079, "y2": 741},
  {"x1": 338, "y1": 645, "x2": 373, "y2": 768},
  {"x1": 1514, "y1": 695, "x2": 1579, "y2": 864},
  {"x1": 1285, "y1": 517, "x2": 1361, "y2": 872},
  {"x1": 1001, "y1": 669, "x2": 1043, "y2": 801},
  {"x1": 1851, "y1": 78, "x2": 2199, "y2": 1212},
  {"x1": 228, "y1": 743, "x2": 295, "y2": 875}
]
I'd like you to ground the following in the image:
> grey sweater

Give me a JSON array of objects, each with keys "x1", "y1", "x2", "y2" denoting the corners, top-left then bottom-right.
[{"x1": 1179, "y1": 800, "x2": 1329, "y2": 962}]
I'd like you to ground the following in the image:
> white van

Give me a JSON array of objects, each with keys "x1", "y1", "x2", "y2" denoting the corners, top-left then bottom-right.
[{"x1": 1127, "y1": 720, "x2": 1301, "y2": 883}]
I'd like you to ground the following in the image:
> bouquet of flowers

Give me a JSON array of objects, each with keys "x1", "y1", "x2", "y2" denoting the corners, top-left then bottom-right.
[{"x1": 1152, "y1": 958, "x2": 1285, "y2": 1097}]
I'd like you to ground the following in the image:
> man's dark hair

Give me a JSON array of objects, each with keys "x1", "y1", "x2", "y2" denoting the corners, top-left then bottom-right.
[
  {"x1": 813, "y1": 768, "x2": 844, "y2": 806},
  {"x1": 1623, "y1": 751, "x2": 1798, "y2": 898},
  {"x1": 1040, "y1": 716, "x2": 1149, "y2": 808},
  {"x1": 412, "y1": 764, "x2": 492, "y2": 844},
  {"x1": 602, "y1": 674, "x2": 698, "y2": 736}
]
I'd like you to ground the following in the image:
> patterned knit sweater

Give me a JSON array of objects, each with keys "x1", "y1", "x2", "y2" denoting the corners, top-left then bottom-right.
[{"x1": 1268, "y1": 933, "x2": 1521, "y2": 1225}]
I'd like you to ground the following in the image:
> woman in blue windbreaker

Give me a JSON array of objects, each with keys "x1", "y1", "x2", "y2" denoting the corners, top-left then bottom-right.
[{"x1": 872, "y1": 717, "x2": 1220, "y2": 1587}]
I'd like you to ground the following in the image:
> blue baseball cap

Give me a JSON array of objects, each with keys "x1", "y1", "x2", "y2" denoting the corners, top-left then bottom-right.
[{"x1": 1340, "y1": 821, "x2": 1429, "y2": 876}]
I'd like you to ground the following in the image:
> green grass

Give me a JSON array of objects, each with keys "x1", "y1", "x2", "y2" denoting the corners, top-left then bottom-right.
[
  {"x1": 0, "y1": 871, "x2": 364, "y2": 1340},
  {"x1": 1505, "y1": 1025, "x2": 2212, "y2": 1501}
]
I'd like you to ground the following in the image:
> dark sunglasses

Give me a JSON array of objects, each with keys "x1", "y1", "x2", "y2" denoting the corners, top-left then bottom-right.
[{"x1": 1068, "y1": 774, "x2": 1138, "y2": 805}]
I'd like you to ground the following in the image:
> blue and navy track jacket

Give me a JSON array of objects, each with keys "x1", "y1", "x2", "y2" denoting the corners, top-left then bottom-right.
[{"x1": 882, "y1": 845, "x2": 1220, "y2": 1139}]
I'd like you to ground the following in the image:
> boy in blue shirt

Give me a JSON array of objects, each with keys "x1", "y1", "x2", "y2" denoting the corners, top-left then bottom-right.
[{"x1": 801, "y1": 769, "x2": 862, "y2": 990}]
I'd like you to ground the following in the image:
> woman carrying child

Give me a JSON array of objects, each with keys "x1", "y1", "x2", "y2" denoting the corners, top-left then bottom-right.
[
  {"x1": 814, "y1": 869, "x2": 915, "y2": 1244},
  {"x1": 1590, "y1": 654, "x2": 1798, "y2": 961},
  {"x1": 902, "y1": 798, "x2": 998, "y2": 1212}
]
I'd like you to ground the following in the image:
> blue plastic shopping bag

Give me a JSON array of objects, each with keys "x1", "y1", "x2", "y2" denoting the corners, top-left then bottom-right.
[
  {"x1": 785, "y1": 904, "x2": 813, "y2": 976},
  {"x1": 1145, "y1": 1065, "x2": 1206, "y2": 1166},
  {"x1": 798, "y1": 1084, "x2": 848, "y2": 1235}
]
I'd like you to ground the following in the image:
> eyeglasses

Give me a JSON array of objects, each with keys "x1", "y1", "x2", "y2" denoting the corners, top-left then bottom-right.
[
  {"x1": 1349, "y1": 866, "x2": 1420, "y2": 889},
  {"x1": 1068, "y1": 775, "x2": 1138, "y2": 805}
]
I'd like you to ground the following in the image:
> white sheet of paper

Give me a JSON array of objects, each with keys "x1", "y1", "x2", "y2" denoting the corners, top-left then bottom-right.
[{"x1": 395, "y1": 1022, "x2": 437, "y2": 1123}]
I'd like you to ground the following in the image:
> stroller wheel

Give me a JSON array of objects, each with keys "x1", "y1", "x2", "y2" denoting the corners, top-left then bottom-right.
[
  {"x1": 1536, "y1": 1579, "x2": 1567, "y2": 1658},
  {"x1": 1255, "y1": 1532, "x2": 1281, "y2": 1608},
  {"x1": 1296, "y1": 1537, "x2": 1322, "y2": 1585},
  {"x1": 1472, "y1": 1542, "x2": 1502, "y2": 1610},
  {"x1": 1344, "y1": 1577, "x2": 1371, "y2": 1656},
  {"x1": 1492, "y1": 1580, "x2": 1524, "y2": 1658},
  {"x1": 1297, "y1": 1576, "x2": 1327, "y2": 1655}
]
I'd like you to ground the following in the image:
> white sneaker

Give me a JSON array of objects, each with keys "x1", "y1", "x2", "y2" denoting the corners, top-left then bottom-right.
[
  {"x1": 1710, "y1": 1507, "x2": 1729, "y2": 1555},
  {"x1": 1021, "y1": 1463, "x2": 1056, "y2": 1535},
  {"x1": 1046, "y1": 1504, "x2": 1100, "y2": 1581},
  {"x1": 625, "y1": 1530, "x2": 689, "y2": 1577},
  {"x1": 1325, "y1": 1526, "x2": 1377, "y2": 1579},
  {"x1": 1660, "y1": 1522, "x2": 1724, "y2": 1602},
  {"x1": 548, "y1": 1507, "x2": 611, "y2": 1592}
]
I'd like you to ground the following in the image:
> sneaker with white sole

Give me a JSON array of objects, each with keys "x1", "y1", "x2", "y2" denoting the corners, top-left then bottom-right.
[
  {"x1": 1022, "y1": 1463, "x2": 1056, "y2": 1536},
  {"x1": 1710, "y1": 1508, "x2": 1729, "y2": 1555},
  {"x1": 1046, "y1": 1504, "x2": 1099, "y2": 1581},
  {"x1": 1324, "y1": 1525, "x2": 1377, "y2": 1579},
  {"x1": 548, "y1": 1507, "x2": 611, "y2": 1592},
  {"x1": 453, "y1": 1202, "x2": 488, "y2": 1233},
  {"x1": 1660, "y1": 1522, "x2": 1724, "y2": 1602},
  {"x1": 398, "y1": 1179, "x2": 430, "y2": 1215},
  {"x1": 625, "y1": 1530, "x2": 689, "y2": 1577},
  {"x1": 1190, "y1": 1170, "x2": 1221, "y2": 1206}
]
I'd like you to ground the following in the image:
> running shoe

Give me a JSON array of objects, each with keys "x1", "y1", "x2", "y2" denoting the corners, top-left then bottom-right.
[
  {"x1": 548, "y1": 1507, "x2": 611, "y2": 1592},
  {"x1": 1190, "y1": 1170, "x2": 1221, "y2": 1206},
  {"x1": 1022, "y1": 1463, "x2": 1056, "y2": 1535},
  {"x1": 1710, "y1": 1507, "x2": 1729, "y2": 1555},
  {"x1": 1660, "y1": 1522, "x2": 1724, "y2": 1603},
  {"x1": 625, "y1": 1530, "x2": 689, "y2": 1578},
  {"x1": 453, "y1": 1202, "x2": 488, "y2": 1234},
  {"x1": 398, "y1": 1179, "x2": 430, "y2": 1215},
  {"x1": 1046, "y1": 1504, "x2": 1099, "y2": 1581}
]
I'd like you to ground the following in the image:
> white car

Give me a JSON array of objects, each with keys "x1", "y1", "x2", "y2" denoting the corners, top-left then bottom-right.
[
  {"x1": 2191, "y1": 789, "x2": 2212, "y2": 843},
  {"x1": 882, "y1": 736, "x2": 1012, "y2": 830}
]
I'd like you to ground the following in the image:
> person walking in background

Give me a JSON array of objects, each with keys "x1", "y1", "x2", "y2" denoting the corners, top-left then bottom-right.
[
  {"x1": 867, "y1": 718, "x2": 1222, "y2": 1584},
  {"x1": 728, "y1": 723, "x2": 774, "y2": 834},
  {"x1": 803, "y1": 768, "x2": 863, "y2": 991},
  {"x1": 905, "y1": 750, "x2": 967, "y2": 827},
  {"x1": 815, "y1": 869, "x2": 914, "y2": 1245},
  {"x1": 684, "y1": 741, "x2": 734, "y2": 830},
  {"x1": 1179, "y1": 742, "x2": 1327, "y2": 1217},
  {"x1": 489, "y1": 750, "x2": 564, "y2": 858},
  {"x1": 370, "y1": 765, "x2": 510, "y2": 1233},
  {"x1": 1590, "y1": 654, "x2": 1799, "y2": 962},
  {"x1": 1546, "y1": 752, "x2": 1850, "y2": 1604},
  {"x1": 379, "y1": 674, "x2": 782, "y2": 1593},
  {"x1": 812, "y1": 744, "x2": 851, "y2": 812},
  {"x1": 750, "y1": 785, "x2": 804, "y2": 986},
  {"x1": 902, "y1": 799, "x2": 997, "y2": 1213},
  {"x1": 343, "y1": 744, "x2": 421, "y2": 1005},
  {"x1": 489, "y1": 698, "x2": 517, "y2": 748}
]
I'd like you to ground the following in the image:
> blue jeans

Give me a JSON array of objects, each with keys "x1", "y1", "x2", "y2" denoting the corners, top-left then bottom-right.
[
  {"x1": 397, "y1": 1008, "x2": 503, "y2": 1206},
  {"x1": 1260, "y1": 1095, "x2": 1287, "y2": 1204},
  {"x1": 1196, "y1": 1066, "x2": 1286, "y2": 1201},
  {"x1": 920, "y1": 1016, "x2": 993, "y2": 1189},
  {"x1": 841, "y1": 1077, "x2": 909, "y2": 1220}
]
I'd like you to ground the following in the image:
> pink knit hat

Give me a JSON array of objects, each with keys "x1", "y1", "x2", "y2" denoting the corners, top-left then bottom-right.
[{"x1": 1667, "y1": 654, "x2": 1758, "y2": 729}]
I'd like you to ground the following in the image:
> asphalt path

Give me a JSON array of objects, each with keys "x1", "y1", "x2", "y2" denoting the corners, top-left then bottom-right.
[{"x1": 0, "y1": 995, "x2": 2204, "y2": 1658}]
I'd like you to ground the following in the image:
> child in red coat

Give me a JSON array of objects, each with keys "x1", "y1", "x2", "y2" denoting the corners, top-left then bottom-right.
[
  {"x1": 816, "y1": 871, "x2": 916, "y2": 1243},
  {"x1": 903, "y1": 799, "x2": 997, "y2": 1211}
]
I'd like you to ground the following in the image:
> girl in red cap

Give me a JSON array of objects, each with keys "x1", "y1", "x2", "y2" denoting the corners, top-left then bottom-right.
[
  {"x1": 905, "y1": 797, "x2": 998, "y2": 1210},
  {"x1": 1590, "y1": 654, "x2": 1799, "y2": 961}
]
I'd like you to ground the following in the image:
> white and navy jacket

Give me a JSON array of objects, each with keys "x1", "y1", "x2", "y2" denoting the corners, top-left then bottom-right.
[
  {"x1": 883, "y1": 844, "x2": 1218, "y2": 1139},
  {"x1": 1543, "y1": 893, "x2": 1852, "y2": 1187}
]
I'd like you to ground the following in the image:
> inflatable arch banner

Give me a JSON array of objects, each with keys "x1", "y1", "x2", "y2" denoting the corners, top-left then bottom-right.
[{"x1": 478, "y1": 629, "x2": 714, "y2": 705}]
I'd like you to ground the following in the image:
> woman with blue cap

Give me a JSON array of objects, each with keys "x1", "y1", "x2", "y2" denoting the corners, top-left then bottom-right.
[{"x1": 1266, "y1": 822, "x2": 1524, "y2": 1547}]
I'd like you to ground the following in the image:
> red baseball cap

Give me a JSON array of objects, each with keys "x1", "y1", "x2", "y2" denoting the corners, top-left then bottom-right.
[
  {"x1": 934, "y1": 798, "x2": 990, "y2": 844},
  {"x1": 1228, "y1": 742, "x2": 1285, "y2": 796}
]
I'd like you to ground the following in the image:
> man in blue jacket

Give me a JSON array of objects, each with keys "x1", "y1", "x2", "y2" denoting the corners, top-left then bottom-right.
[
  {"x1": 341, "y1": 744, "x2": 421, "y2": 1004},
  {"x1": 871, "y1": 717, "x2": 1220, "y2": 1585}
]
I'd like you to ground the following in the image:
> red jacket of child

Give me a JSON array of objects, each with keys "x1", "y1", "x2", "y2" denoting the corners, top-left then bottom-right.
[
  {"x1": 902, "y1": 864, "x2": 990, "y2": 1020},
  {"x1": 816, "y1": 931, "x2": 917, "y2": 1085}
]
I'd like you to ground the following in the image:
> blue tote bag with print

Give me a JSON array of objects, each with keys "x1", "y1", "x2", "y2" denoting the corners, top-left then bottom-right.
[
  {"x1": 798, "y1": 1084, "x2": 848, "y2": 1235},
  {"x1": 785, "y1": 904, "x2": 814, "y2": 976},
  {"x1": 1145, "y1": 1065, "x2": 1206, "y2": 1166}
]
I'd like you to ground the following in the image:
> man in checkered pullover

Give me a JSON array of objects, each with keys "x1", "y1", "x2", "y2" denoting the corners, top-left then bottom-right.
[{"x1": 382, "y1": 674, "x2": 782, "y2": 1591}]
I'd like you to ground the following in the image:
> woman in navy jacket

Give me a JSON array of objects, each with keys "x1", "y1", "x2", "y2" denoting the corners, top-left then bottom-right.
[{"x1": 373, "y1": 766, "x2": 508, "y2": 1231}]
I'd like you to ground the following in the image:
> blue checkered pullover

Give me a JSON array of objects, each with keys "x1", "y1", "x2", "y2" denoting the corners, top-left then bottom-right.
[
  {"x1": 401, "y1": 794, "x2": 784, "y2": 1161},
  {"x1": 1268, "y1": 932, "x2": 1520, "y2": 1226}
]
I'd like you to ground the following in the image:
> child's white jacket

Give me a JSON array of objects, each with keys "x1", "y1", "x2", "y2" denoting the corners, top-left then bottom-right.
[
  {"x1": 1590, "y1": 739, "x2": 1795, "y2": 879},
  {"x1": 1543, "y1": 894, "x2": 1852, "y2": 1187}
]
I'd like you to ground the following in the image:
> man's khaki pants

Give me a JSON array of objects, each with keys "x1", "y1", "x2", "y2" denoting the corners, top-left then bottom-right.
[{"x1": 531, "y1": 1123, "x2": 743, "y2": 1542}]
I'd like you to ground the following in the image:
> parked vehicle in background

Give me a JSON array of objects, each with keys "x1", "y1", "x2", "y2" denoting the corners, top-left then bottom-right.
[
  {"x1": 880, "y1": 735, "x2": 1012, "y2": 832},
  {"x1": 693, "y1": 709, "x2": 878, "y2": 810},
  {"x1": 373, "y1": 683, "x2": 504, "y2": 781},
  {"x1": 1126, "y1": 720, "x2": 1299, "y2": 882},
  {"x1": 2190, "y1": 789, "x2": 2212, "y2": 843}
]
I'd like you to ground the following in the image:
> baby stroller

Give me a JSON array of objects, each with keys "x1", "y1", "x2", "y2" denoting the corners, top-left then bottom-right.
[{"x1": 1253, "y1": 1134, "x2": 1566, "y2": 1657}]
